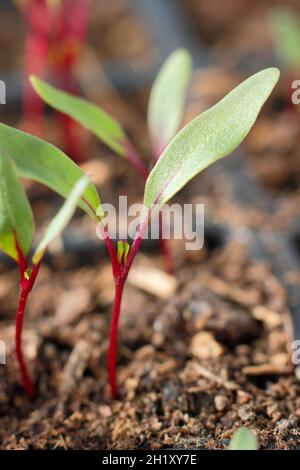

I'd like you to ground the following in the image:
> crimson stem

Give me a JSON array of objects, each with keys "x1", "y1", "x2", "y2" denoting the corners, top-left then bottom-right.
[
  {"x1": 15, "y1": 242, "x2": 40, "y2": 399},
  {"x1": 106, "y1": 221, "x2": 146, "y2": 399}
]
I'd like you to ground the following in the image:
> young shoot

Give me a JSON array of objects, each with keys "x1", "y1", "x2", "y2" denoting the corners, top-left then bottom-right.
[
  {"x1": 30, "y1": 49, "x2": 192, "y2": 273},
  {"x1": 0, "y1": 149, "x2": 90, "y2": 398},
  {"x1": 2, "y1": 64, "x2": 279, "y2": 400}
]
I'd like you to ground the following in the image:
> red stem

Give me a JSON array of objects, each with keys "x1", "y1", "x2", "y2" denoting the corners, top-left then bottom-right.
[
  {"x1": 108, "y1": 278, "x2": 126, "y2": 400},
  {"x1": 22, "y1": 0, "x2": 51, "y2": 136},
  {"x1": 15, "y1": 236, "x2": 40, "y2": 399},
  {"x1": 16, "y1": 283, "x2": 34, "y2": 399},
  {"x1": 123, "y1": 141, "x2": 149, "y2": 181},
  {"x1": 107, "y1": 218, "x2": 147, "y2": 399},
  {"x1": 15, "y1": 262, "x2": 41, "y2": 400}
]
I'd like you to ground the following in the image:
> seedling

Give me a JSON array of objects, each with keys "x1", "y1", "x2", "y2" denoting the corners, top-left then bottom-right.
[
  {"x1": 0, "y1": 149, "x2": 90, "y2": 398},
  {"x1": 29, "y1": 49, "x2": 193, "y2": 273},
  {"x1": 230, "y1": 427, "x2": 258, "y2": 450},
  {"x1": 14, "y1": 0, "x2": 90, "y2": 162},
  {"x1": 1, "y1": 62, "x2": 279, "y2": 399}
]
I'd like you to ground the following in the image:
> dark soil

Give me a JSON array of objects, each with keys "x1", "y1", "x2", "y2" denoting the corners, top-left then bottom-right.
[{"x1": 0, "y1": 239, "x2": 299, "y2": 450}]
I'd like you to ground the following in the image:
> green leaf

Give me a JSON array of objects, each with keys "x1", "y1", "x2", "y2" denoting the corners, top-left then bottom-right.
[
  {"x1": 30, "y1": 76, "x2": 128, "y2": 156},
  {"x1": 230, "y1": 427, "x2": 258, "y2": 450},
  {"x1": 0, "y1": 123, "x2": 102, "y2": 221},
  {"x1": 117, "y1": 240, "x2": 124, "y2": 264},
  {"x1": 117, "y1": 240, "x2": 130, "y2": 264},
  {"x1": 148, "y1": 49, "x2": 192, "y2": 156},
  {"x1": 32, "y1": 175, "x2": 90, "y2": 265},
  {"x1": 123, "y1": 241, "x2": 130, "y2": 262},
  {"x1": 270, "y1": 8, "x2": 300, "y2": 69},
  {"x1": 144, "y1": 68, "x2": 280, "y2": 209},
  {"x1": 0, "y1": 154, "x2": 34, "y2": 261}
]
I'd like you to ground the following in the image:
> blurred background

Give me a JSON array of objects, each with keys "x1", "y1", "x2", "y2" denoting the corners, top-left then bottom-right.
[{"x1": 0, "y1": 0, "x2": 300, "y2": 450}]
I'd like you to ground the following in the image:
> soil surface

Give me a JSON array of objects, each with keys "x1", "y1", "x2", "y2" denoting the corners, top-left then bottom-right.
[{"x1": 0, "y1": 239, "x2": 299, "y2": 450}]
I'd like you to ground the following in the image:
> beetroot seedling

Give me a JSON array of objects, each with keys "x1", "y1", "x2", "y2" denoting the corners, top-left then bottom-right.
[
  {"x1": 0, "y1": 148, "x2": 90, "y2": 398},
  {"x1": 2, "y1": 65, "x2": 279, "y2": 399},
  {"x1": 30, "y1": 49, "x2": 192, "y2": 273}
]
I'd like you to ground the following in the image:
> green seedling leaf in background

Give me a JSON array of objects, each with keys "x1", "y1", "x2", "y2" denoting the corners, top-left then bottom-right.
[
  {"x1": 270, "y1": 7, "x2": 300, "y2": 69},
  {"x1": 32, "y1": 175, "x2": 90, "y2": 265},
  {"x1": 148, "y1": 49, "x2": 192, "y2": 156},
  {"x1": 0, "y1": 123, "x2": 102, "y2": 221},
  {"x1": 0, "y1": 154, "x2": 34, "y2": 261},
  {"x1": 30, "y1": 76, "x2": 128, "y2": 156},
  {"x1": 144, "y1": 68, "x2": 280, "y2": 209},
  {"x1": 230, "y1": 427, "x2": 258, "y2": 450}
]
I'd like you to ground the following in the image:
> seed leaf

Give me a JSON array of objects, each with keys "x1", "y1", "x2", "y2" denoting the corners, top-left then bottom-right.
[
  {"x1": 30, "y1": 76, "x2": 128, "y2": 156},
  {"x1": 0, "y1": 154, "x2": 34, "y2": 261},
  {"x1": 148, "y1": 49, "x2": 192, "y2": 156},
  {"x1": 32, "y1": 175, "x2": 90, "y2": 265},
  {"x1": 0, "y1": 123, "x2": 102, "y2": 221},
  {"x1": 117, "y1": 240, "x2": 124, "y2": 264},
  {"x1": 270, "y1": 8, "x2": 300, "y2": 69},
  {"x1": 230, "y1": 427, "x2": 258, "y2": 450},
  {"x1": 144, "y1": 68, "x2": 280, "y2": 209}
]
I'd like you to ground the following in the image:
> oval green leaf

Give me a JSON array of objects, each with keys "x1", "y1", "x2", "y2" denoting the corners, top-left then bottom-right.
[
  {"x1": 144, "y1": 68, "x2": 280, "y2": 209},
  {"x1": 0, "y1": 154, "x2": 34, "y2": 261},
  {"x1": 0, "y1": 123, "x2": 102, "y2": 221},
  {"x1": 230, "y1": 427, "x2": 258, "y2": 450},
  {"x1": 32, "y1": 175, "x2": 90, "y2": 265},
  {"x1": 30, "y1": 76, "x2": 128, "y2": 156},
  {"x1": 148, "y1": 49, "x2": 192, "y2": 156}
]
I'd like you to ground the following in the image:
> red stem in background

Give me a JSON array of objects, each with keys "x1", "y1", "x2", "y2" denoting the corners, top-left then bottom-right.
[
  {"x1": 159, "y1": 211, "x2": 174, "y2": 274},
  {"x1": 123, "y1": 141, "x2": 149, "y2": 181},
  {"x1": 123, "y1": 141, "x2": 174, "y2": 273},
  {"x1": 22, "y1": 0, "x2": 52, "y2": 136},
  {"x1": 21, "y1": 0, "x2": 90, "y2": 162},
  {"x1": 52, "y1": 0, "x2": 91, "y2": 163}
]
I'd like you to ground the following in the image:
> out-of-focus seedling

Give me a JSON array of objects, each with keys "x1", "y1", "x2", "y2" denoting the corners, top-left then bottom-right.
[
  {"x1": 270, "y1": 7, "x2": 300, "y2": 112},
  {"x1": 2, "y1": 65, "x2": 279, "y2": 399},
  {"x1": 13, "y1": 0, "x2": 90, "y2": 162},
  {"x1": 230, "y1": 427, "x2": 258, "y2": 450},
  {"x1": 0, "y1": 145, "x2": 91, "y2": 398}
]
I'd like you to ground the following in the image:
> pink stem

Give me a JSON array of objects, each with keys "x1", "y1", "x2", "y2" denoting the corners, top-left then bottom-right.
[
  {"x1": 15, "y1": 260, "x2": 41, "y2": 399},
  {"x1": 107, "y1": 217, "x2": 148, "y2": 399},
  {"x1": 123, "y1": 141, "x2": 149, "y2": 181},
  {"x1": 108, "y1": 278, "x2": 126, "y2": 400}
]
